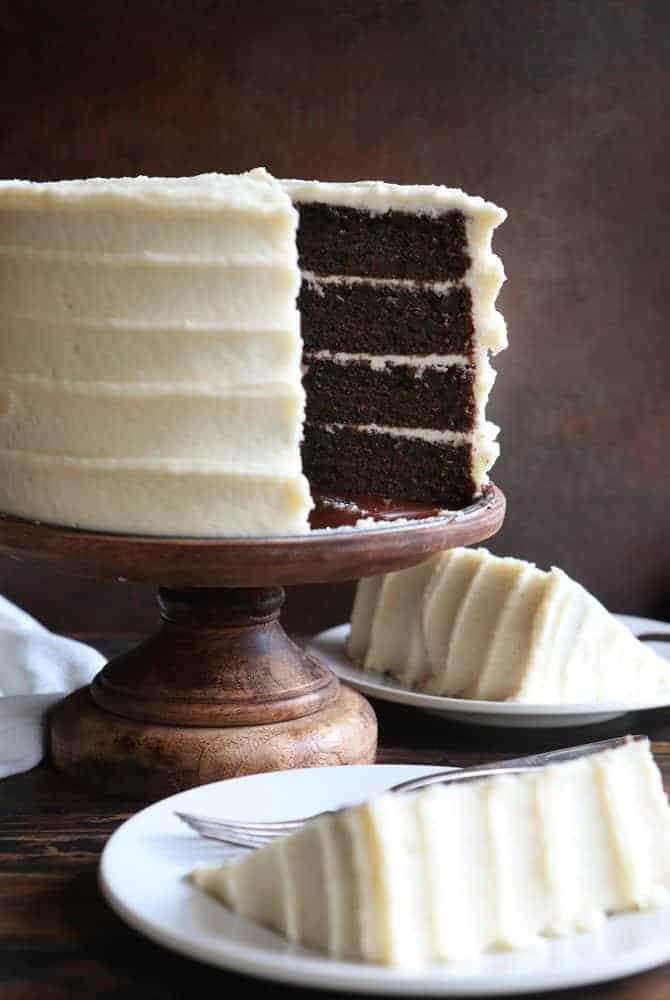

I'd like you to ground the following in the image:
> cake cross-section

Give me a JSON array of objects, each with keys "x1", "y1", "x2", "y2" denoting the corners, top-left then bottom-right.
[{"x1": 281, "y1": 175, "x2": 507, "y2": 510}]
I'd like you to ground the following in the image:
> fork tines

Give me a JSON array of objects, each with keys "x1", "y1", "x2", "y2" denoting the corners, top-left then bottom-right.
[{"x1": 175, "y1": 810, "x2": 306, "y2": 848}]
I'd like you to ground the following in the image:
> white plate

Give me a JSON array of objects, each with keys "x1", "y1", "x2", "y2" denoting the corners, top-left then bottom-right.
[
  {"x1": 307, "y1": 614, "x2": 670, "y2": 728},
  {"x1": 100, "y1": 763, "x2": 670, "y2": 994}
]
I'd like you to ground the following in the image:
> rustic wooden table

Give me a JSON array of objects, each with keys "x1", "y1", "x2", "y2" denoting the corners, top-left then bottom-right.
[{"x1": 3, "y1": 633, "x2": 670, "y2": 999}]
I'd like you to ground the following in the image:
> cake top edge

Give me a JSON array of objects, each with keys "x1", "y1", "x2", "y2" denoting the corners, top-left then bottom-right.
[
  {"x1": 279, "y1": 176, "x2": 507, "y2": 225},
  {"x1": 0, "y1": 169, "x2": 506, "y2": 225},
  {"x1": 0, "y1": 169, "x2": 295, "y2": 215},
  {"x1": 377, "y1": 737, "x2": 653, "y2": 803}
]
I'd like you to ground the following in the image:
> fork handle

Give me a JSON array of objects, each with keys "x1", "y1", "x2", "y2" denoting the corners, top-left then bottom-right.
[{"x1": 391, "y1": 764, "x2": 533, "y2": 794}]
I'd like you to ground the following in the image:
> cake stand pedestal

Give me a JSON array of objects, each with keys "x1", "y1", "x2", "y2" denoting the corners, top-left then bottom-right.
[{"x1": 0, "y1": 486, "x2": 505, "y2": 799}]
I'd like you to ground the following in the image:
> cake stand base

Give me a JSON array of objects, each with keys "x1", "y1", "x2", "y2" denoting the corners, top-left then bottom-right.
[
  {"x1": 51, "y1": 683, "x2": 375, "y2": 800},
  {"x1": 0, "y1": 485, "x2": 505, "y2": 800},
  {"x1": 51, "y1": 582, "x2": 377, "y2": 800}
]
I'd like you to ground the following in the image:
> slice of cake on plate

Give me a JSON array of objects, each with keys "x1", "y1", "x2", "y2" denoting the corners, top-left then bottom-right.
[
  {"x1": 193, "y1": 737, "x2": 670, "y2": 966},
  {"x1": 349, "y1": 547, "x2": 670, "y2": 702}
]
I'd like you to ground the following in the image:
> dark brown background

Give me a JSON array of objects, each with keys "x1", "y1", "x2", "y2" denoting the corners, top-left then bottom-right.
[{"x1": 1, "y1": 0, "x2": 668, "y2": 635}]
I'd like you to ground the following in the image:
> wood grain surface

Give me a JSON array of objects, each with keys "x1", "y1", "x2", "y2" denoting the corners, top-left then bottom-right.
[
  {"x1": 3, "y1": 633, "x2": 670, "y2": 998},
  {"x1": 0, "y1": 488, "x2": 505, "y2": 587},
  {"x1": 51, "y1": 682, "x2": 377, "y2": 801},
  {"x1": 1, "y1": 4, "x2": 669, "y2": 990}
]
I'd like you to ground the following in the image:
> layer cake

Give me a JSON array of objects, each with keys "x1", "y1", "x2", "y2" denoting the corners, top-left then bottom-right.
[
  {"x1": 193, "y1": 738, "x2": 670, "y2": 966},
  {"x1": 349, "y1": 547, "x2": 670, "y2": 702},
  {"x1": 0, "y1": 170, "x2": 506, "y2": 535}
]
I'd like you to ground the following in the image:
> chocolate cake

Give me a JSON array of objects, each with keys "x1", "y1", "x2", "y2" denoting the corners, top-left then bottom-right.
[
  {"x1": 0, "y1": 169, "x2": 505, "y2": 538},
  {"x1": 281, "y1": 177, "x2": 507, "y2": 509}
]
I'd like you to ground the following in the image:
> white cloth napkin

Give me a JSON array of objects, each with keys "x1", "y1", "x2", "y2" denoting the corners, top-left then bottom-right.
[{"x1": 0, "y1": 595, "x2": 105, "y2": 779}]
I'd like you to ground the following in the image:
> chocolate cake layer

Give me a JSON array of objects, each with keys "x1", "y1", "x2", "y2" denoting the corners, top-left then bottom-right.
[
  {"x1": 303, "y1": 358, "x2": 476, "y2": 432},
  {"x1": 295, "y1": 204, "x2": 471, "y2": 281},
  {"x1": 302, "y1": 424, "x2": 475, "y2": 507},
  {"x1": 298, "y1": 282, "x2": 474, "y2": 356}
]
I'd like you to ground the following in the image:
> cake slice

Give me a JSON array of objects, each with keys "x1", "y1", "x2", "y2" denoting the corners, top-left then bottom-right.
[
  {"x1": 349, "y1": 547, "x2": 670, "y2": 702},
  {"x1": 279, "y1": 175, "x2": 507, "y2": 509},
  {"x1": 193, "y1": 738, "x2": 670, "y2": 966}
]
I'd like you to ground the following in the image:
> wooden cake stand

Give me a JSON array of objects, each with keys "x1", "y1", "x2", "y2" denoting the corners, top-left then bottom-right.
[{"x1": 0, "y1": 486, "x2": 505, "y2": 799}]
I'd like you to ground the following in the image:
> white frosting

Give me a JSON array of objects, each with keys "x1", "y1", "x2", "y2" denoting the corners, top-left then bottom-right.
[
  {"x1": 304, "y1": 270, "x2": 463, "y2": 292},
  {"x1": 0, "y1": 249, "x2": 299, "y2": 325},
  {"x1": 466, "y1": 254, "x2": 508, "y2": 355},
  {"x1": 0, "y1": 315, "x2": 301, "y2": 384},
  {"x1": 350, "y1": 548, "x2": 670, "y2": 703},
  {"x1": 320, "y1": 422, "x2": 471, "y2": 445},
  {"x1": 280, "y1": 174, "x2": 506, "y2": 228},
  {"x1": 193, "y1": 739, "x2": 670, "y2": 966},
  {"x1": 0, "y1": 450, "x2": 311, "y2": 536},
  {"x1": 304, "y1": 350, "x2": 471, "y2": 371},
  {"x1": 0, "y1": 171, "x2": 291, "y2": 215},
  {"x1": 0, "y1": 171, "x2": 311, "y2": 536},
  {"x1": 0, "y1": 376, "x2": 305, "y2": 464}
]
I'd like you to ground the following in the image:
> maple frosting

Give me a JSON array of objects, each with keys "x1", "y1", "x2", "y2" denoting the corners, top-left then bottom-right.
[
  {"x1": 349, "y1": 547, "x2": 670, "y2": 703},
  {"x1": 0, "y1": 170, "x2": 507, "y2": 535},
  {"x1": 0, "y1": 171, "x2": 311, "y2": 535},
  {"x1": 193, "y1": 739, "x2": 670, "y2": 966}
]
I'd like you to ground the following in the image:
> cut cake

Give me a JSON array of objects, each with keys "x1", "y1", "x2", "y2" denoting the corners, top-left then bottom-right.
[
  {"x1": 0, "y1": 169, "x2": 506, "y2": 535},
  {"x1": 281, "y1": 175, "x2": 507, "y2": 509}
]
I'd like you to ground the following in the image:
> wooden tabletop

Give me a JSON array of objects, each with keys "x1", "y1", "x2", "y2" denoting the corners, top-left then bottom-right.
[{"x1": 4, "y1": 635, "x2": 670, "y2": 999}]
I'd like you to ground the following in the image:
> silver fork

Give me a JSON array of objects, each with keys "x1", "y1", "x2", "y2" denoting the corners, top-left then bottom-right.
[{"x1": 176, "y1": 734, "x2": 642, "y2": 848}]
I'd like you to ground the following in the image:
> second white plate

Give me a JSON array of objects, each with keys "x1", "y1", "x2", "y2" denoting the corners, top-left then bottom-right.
[{"x1": 307, "y1": 615, "x2": 670, "y2": 728}]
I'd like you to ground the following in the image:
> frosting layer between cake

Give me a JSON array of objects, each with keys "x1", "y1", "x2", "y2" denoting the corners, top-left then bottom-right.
[{"x1": 0, "y1": 172, "x2": 311, "y2": 536}]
